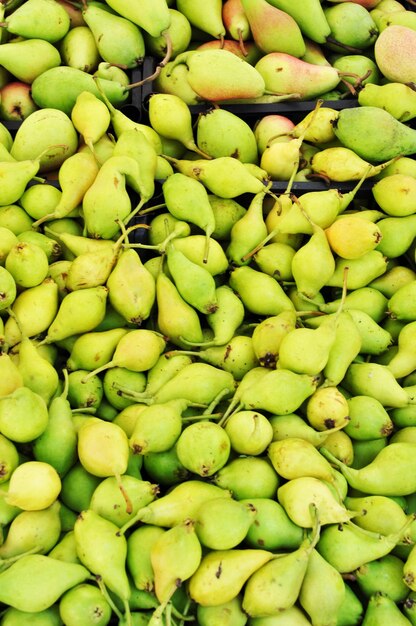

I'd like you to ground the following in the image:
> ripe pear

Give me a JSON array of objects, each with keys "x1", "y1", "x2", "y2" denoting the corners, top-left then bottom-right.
[{"x1": 374, "y1": 24, "x2": 416, "y2": 83}]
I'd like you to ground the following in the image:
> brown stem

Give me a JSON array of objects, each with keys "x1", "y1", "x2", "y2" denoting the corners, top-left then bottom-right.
[{"x1": 125, "y1": 31, "x2": 173, "y2": 91}]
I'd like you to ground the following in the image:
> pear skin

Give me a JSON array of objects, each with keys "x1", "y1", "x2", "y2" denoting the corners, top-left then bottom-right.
[{"x1": 374, "y1": 24, "x2": 416, "y2": 84}]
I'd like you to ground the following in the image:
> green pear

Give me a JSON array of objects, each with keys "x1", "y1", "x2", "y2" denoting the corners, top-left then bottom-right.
[
  {"x1": 60, "y1": 463, "x2": 101, "y2": 513},
  {"x1": 344, "y1": 395, "x2": 394, "y2": 441},
  {"x1": 268, "y1": 437, "x2": 335, "y2": 482},
  {"x1": 0, "y1": 39, "x2": 61, "y2": 84},
  {"x1": 188, "y1": 548, "x2": 273, "y2": 607},
  {"x1": 3, "y1": 0, "x2": 70, "y2": 42},
  {"x1": 213, "y1": 456, "x2": 280, "y2": 500},
  {"x1": 175, "y1": 421, "x2": 231, "y2": 477},
  {"x1": 343, "y1": 362, "x2": 409, "y2": 407},
  {"x1": 242, "y1": 518, "x2": 320, "y2": 617},
  {"x1": 311, "y1": 146, "x2": 396, "y2": 181},
  {"x1": 33, "y1": 372, "x2": 77, "y2": 476},
  {"x1": 321, "y1": 442, "x2": 416, "y2": 496},
  {"x1": 324, "y1": 2, "x2": 378, "y2": 51},
  {"x1": 176, "y1": 0, "x2": 224, "y2": 39},
  {"x1": 90, "y1": 475, "x2": 157, "y2": 528},
  {"x1": 361, "y1": 591, "x2": 413, "y2": 625},
  {"x1": 31, "y1": 66, "x2": 128, "y2": 115},
  {"x1": 0, "y1": 433, "x2": 19, "y2": 483},
  {"x1": 334, "y1": 105, "x2": 416, "y2": 162},
  {"x1": 4, "y1": 278, "x2": 59, "y2": 348},
  {"x1": 277, "y1": 476, "x2": 355, "y2": 527},
  {"x1": 224, "y1": 410, "x2": 273, "y2": 456},
  {"x1": 74, "y1": 509, "x2": 130, "y2": 612},
  {"x1": 299, "y1": 547, "x2": 346, "y2": 626},
  {"x1": 372, "y1": 174, "x2": 416, "y2": 217},
  {"x1": 197, "y1": 107, "x2": 258, "y2": 163},
  {"x1": 58, "y1": 583, "x2": 112, "y2": 626},
  {"x1": 118, "y1": 479, "x2": 231, "y2": 534},
  {"x1": 127, "y1": 524, "x2": 166, "y2": 591},
  {"x1": 16, "y1": 336, "x2": 59, "y2": 405},
  {"x1": 0, "y1": 386, "x2": 49, "y2": 443},
  {"x1": 172, "y1": 234, "x2": 229, "y2": 275},
  {"x1": 42, "y1": 286, "x2": 108, "y2": 344},
  {"x1": 194, "y1": 497, "x2": 257, "y2": 550},
  {"x1": 0, "y1": 605, "x2": 63, "y2": 625},
  {"x1": 355, "y1": 554, "x2": 410, "y2": 603},
  {"x1": 70, "y1": 91, "x2": 111, "y2": 158},
  {"x1": 0, "y1": 554, "x2": 90, "y2": 612},
  {"x1": 10, "y1": 109, "x2": 78, "y2": 175},
  {"x1": 104, "y1": 0, "x2": 171, "y2": 38},
  {"x1": 142, "y1": 444, "x2": 190, "y2": 487},
  {"x1": 0, "y1": 500, "x2": 61, "y2": 559},
  {"x1": 128, "y1": 399, "x2": 185, "y2": 455},
  {"x1": 197, "y1": 596, "x2": 247, "y2": 626},
  {"x1": 229, "y1": 264, "x2": 295, "y2": 316},
  {"x1": 243, "y1": 497, "x2": 303, "y2": 551},
  {"x1": 166, "y1": 48, "x2": 266, "y2": 100},
  {"x1": 60, "y1": 25, "x2": 100, "y2": 73},
  {"x1": 143, "y1": 8, "x2": 192, "y2": 60},
  {"x1": 0, "y1": 266, "x2": 16, "y2": 311},
  {"x1": 358, "y1": 81, "x2": 416, "y2": 122},
  {"x1": 82, "y1": 3, "x2": 145, "y2": 68}
]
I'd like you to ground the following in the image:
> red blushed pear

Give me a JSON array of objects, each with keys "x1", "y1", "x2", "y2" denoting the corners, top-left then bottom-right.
[
  {"x1": 222, "y1": 0, "x2": 251, "y2": 55},
  {"x1": 255, "y1": 52, "x2": 343, "y2": 100},
  {"x1": 0, "y1": 82, "x2": 38, "y2": 121},
  {"x1": 241, "y1": 0, "x2": 306, "y2": 57},
  {"x1": 374, "y1": 24, "x2": 416, "y2": 83}
]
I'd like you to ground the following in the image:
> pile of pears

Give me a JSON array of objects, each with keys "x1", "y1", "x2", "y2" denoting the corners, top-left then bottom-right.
[{"x1": 2, "y1": 1, "x2": 416, "y2": 626}]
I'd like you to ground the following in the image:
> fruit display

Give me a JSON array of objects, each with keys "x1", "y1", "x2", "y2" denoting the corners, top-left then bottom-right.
[{"x1": 2, "y1": 1, "x2": 416, "y2": 626}]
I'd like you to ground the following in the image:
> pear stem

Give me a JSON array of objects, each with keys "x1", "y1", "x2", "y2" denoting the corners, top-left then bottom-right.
[
  {"x1": 115, "y1": 471, "x2": 133, "y2": 515},
  {"x1": 94, "y1": 575, "x2": 124, "y2": 621},
  {"x1": 125, "y1": 32, "x2": 173, "y2": 91}
]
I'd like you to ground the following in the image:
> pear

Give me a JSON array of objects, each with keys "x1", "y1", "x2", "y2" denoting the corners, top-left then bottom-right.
[
  {"x1": 104, "y1": 0, "x2": 171, "y2": 38},
  {"x1": 2, "y1": 0, "x2": 70, "y2": 42},
  {"x1": 243, "y1": 497, "x2": 303, "y2": 551},
  {"x1": 176, "y1": 421, "x2": 231, "y2": 477},
  {"x1": 311, "y1": 146, "x2": 396, "y2": 181},
  {"x1": 118, "y1": 479, "x2": 232, "y2": 535},
  {"x1": 60, "y1": 463, "x2": 101, "y2": 514},
  {"x1": 358, "y1": 81, "x2": 416, "y2": 122},
  {"x1": 255, "y1": 52, "x2": 340, "y2": 100},
  {"x1": 321, "y1": 442, "x2": 416, "y2": 496},
  {"x1": 166, "y1": 241, "x2": 218, "y2": 313},
  {"x1": 70, "y1": 90, "x2": 111, "y2": 158},
  {"x1": 320, "y1": 311, "x2": 363, "y2": 388},
  {"x1": 188, "y1": 548, "x2": 273, "y2": 607},
  {"x1": 241, "y1": 0, "x2": 306, "y2": 57},
  {"x1": 0, "y1": 266, "x2": 16, "y2": 311},
  {"x1": 149, "y1": 93, "x2": 209, "y2": 158},
  {"x1": 194, "y1": 497, "x2": 257, "y2": 550},
  {"x1": 213, "y1": 456, "x2": 280, "y2": 500},
  {"x1": 126, "y1": 524, "x2": 166, "y2": 591},
  {"x1": 58, "y1": 583, "x2": 112, "y2": 626},
  {"x1": 74, "y1": 509, "x2": 131, "y2": 615},
  {"x1": 197, "y1": 596, "x2": 247, "y2": 626},
  {"x1": 343, "y1": 361, "x2": 409, "y2": 407},
  {"x1": 0, "y1": 433, "x2": 19, "y2": 484},
  {"x1": 0, "y1": 500, "x2": 61, "y2": 559},
  {"x1": 251, "y1": 310, "x2": 297, "y2": 368},
  {"x1": 345, "y1": 494, "x2": 409, "y2": 537},
  {"x1": 168, "y1": 155, "x2": 270, "y2": 198},
  {"x1": 355, "y1": 554, "x2": 410, "y2": 602},
  {"x1": 162, "y1": 173, "x2": 216, "y2": 262},
  {"x1": 82, "y1": 2, "x2": 145, "y2": 68},
  {"x1": 374, "y1": 24, "x2": 416, "y2": 83},
  {"x1": 224, "y1": 410, "x2": 273, "y2": 456},
  {"x1": 31, "y1": 66, "x2": 128, "y2": 116},
  {"x1": 42, "y1": 286, "x2": 108, "y2": 344},
  {"x1": 360, "y1": 591, "x2": 413, "y2": 626},
  {"x1": 372, "y1": 174, "x2": 416, "y2": 217},
  {"x1": 291, "y1": 220, "x2": 336, "y2": 299},
  {"x1": 196, "y1": 107, "x2": 258, "y2": 163},
  {"x1": 172, "y1": 234, "x2": 229, "y2": 275},
  {"x1": 32, "y1": 371, "x2": 77, "y2": 477},
  {"x1": 155, "y1": 270, "x2": 204, "y2": 349},
  {"x1": 229, "y1": 265, "x2": 295, "y2": 316},
  {"x1": 269, "y1": 413, "x2": 340, "y2": 447},
  {"x1": 0, "y1": 605, "x2": 64, "y2": 625},
  {"x1": 325, "y1": 215, "x2": 383, "y2": 259},
  {"x1": 144, "y1": 7, "x2": 192, "y2": 60},
  {"x1": 333, "y1": 105, "x2": 416, "y2": 162},
  {"x1": 324, "y1": 2, "x2": 378, "y2": 51},
  {"x1": 326, "y1": 250, "x2": 388, "y2": 291},
  {"x1": 10, "y1": 108, "x2": 78, "y2": 173},
  {"x1": 0, "y1": 554, "x2": 89, "y2": 612},
  {"x1": 129, "y1": 399, "x2": 185, "y2": 455},
  {"x1": 6, "y1": 461, "x2": 61, "y2": 511},
  {"x1": 268, "y1": 437, "x2": 336, "y2": 482},
  {"x1": 344, "y1": 395, "x2": 393, "y2": 441},
  {"x1": 150, "y1": 518, "x2": 202, "y2": 606},
  {"x1": 242, "y1": 516, "x2": 320, "y2": 617},
  {"x1": 236, "y1": 368, "x2": 319, "y2": 416},
  {"x1": 226, "y1": 190, "x2": 268, "y2": 266},
  {"x1": 4, "y1": 278, "x2": 59, "y2": 348},
  {"x1": 377, "y1": 214, "x2": 416, "y2": 258},
  {"x1": 60, "y1": 25, "x2": 100, "y2": 73},
  {"x1": 0, "y1": 387, "x2": 49, "y2": 444},
  {"x1": 0, "y1": 39, "x2": 61, "y2": 84},
  {"x1": 90, "y1": 475, "x2": 157, "y2": 528},
  {"x1": 277, "y1": 476, "x2": 355, "y2": 527},
  {"x1": 299, "y1": 548, "x2": 346, "y2": 626},
  {"x1": 16, "y1": 336, "x2": 59, "y2": 406},
  {"x1": 166, "y1": 48, "x2": 266, "y2": 100}
]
